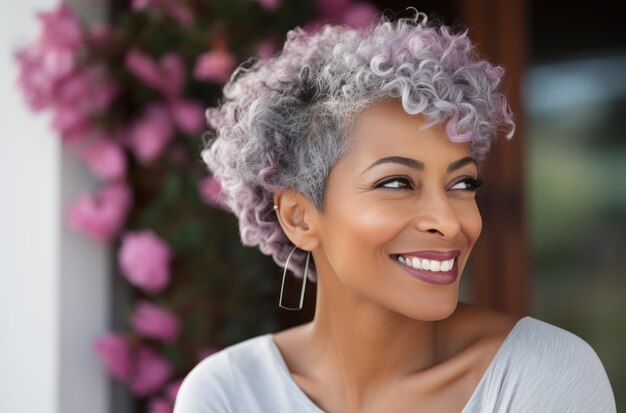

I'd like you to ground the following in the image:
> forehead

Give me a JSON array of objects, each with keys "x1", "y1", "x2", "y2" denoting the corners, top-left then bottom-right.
[{"x1": 343, "y1": 100, "x2": 472, "y2": 165}]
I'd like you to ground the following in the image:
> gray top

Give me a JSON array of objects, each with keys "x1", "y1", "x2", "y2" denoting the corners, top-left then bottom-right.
[{"x1": 173, "y1": 316, "x2": 616, "y2": 412}]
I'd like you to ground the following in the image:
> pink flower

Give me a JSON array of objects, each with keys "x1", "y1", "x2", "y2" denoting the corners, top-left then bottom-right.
[
  {"x1": 95, "y1": 334, "x2": 180, "y2": 398},
  {"x1": 129, "y1": 346, "x2": 173, "y2": 396},
  {"x1": 13, "y1": 6, "x2": 110, "y2": 116},
  {"x1": 130, "y1": 300, "x2": 180, "y2": 342},
  {"x1": 14, "y1": 47, "x2": 74, "y2": 111},
  {"x1": 148, "y1": 397, "x2": 173, "y2": 413},
  {"x1": 67, "y1": 183, "x2": 133, "y2": 241},
  {"x1": 118, "y1": 230, "x2": 172, "y2": 293},
  {"x1": 37, "y1": 4, "x2": 84, "y2": 51},
  {"x1": 169, "y1": 99, "x2": 204, "y2": 134},
  {"x1": 256, "y1": 38, "x2": 278, "y2": 60},
  {"x1": 93, "y1": 333, "x2": 131, "y2": 381},
  {"x1": 126, "y1": 103, "x2": 174, "y2": 165},
  {"x1": 132, "y1": 0, "x2": 194, "y2": 26},
  {"x1": 165, "y1": 379, "x2": 183, "y2": 402},
  {"x1": 311, "y1": 0, "x2": 378, "y2": 29},
  {"x1": 51, "y1": 102, "x2": 88, "y2": 135},
  {"x1": 159, "y1": 53, "x2": 185, "y2": 96},
  {"x1": 144, "y1": 379, "x2": 183, "y2": 413},
  {"x1": 198, "y1": 176, "x2": 220, "y2": 203},
  {"x1": 125, "y1": 49, "x2": 163, "y2": 90},
  {"x1": 252, "y1": 0, "x2": 281, "y2": 12},
  {"x1": 58, "y1": 123, "x2": 94, "y2": 143},
  {"x1": 342, "y1": 3, "x2": 378, "y2": 28},
  {"x1": 125, "y1": 50, "x2": 185, "y2": 97},
  {"x1": 131, "y1": 0, "x2": 152, "y2": 9},
  {"x1": 163, "y1": 2, "x2": 194, "y2": 26},
  {"x1": 90, "y1": 24, "x2": 116, "y2": 46},
  {"x1": 51, "y1": 66, "x2": 118, "y2": 138},
  {"x1": 193, "y1": 50, "x2": 236, "y2": 84},
  {"x1": 315, "y1": 0, "x2": 351, "y2": 18},
  {"x1": 56, "y1": 66, "x2": 116, "y2": 109},
  {"x1": 198, "y1": 176, "x2": 230, "y2": 211},
  {"x1": 76, "y1": 135, "x2": 127, "y2": 181}
]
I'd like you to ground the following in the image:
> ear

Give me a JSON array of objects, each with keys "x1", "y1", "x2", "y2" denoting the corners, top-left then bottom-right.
[{"x1": 273, "y1": 189, "x2": 320, "y2": 251}]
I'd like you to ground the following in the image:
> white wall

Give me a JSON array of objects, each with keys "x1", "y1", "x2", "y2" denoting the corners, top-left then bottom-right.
[{"x1": 0, "y1": 1, "x2": 116, "y2": 412}]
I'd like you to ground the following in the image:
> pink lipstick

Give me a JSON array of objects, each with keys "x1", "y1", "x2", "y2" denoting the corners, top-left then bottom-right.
[{"x1": 391, "y1": 250, "x2": 460, "y2": 285}]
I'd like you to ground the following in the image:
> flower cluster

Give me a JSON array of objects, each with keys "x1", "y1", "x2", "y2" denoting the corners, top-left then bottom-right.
[
  {"x1": 94, "y1": 330, "x2": 180, "y2": 397},
  {"x1": 15, "y1": 1, "x2": 377, "y2": 411}
]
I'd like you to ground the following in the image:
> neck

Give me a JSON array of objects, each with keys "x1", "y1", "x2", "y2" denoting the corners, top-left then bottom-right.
[{"x1": 307, "y1": 262, "x2": 444, "y2": 410}]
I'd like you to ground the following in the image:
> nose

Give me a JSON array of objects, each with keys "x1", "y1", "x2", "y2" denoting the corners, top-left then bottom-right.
[{"x1": 413, "y1": 188, "x2": 462, "y2": 239}]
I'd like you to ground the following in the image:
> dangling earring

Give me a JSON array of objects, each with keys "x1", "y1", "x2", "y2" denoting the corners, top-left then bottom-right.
[{"x1": 279, "y1": 245, "x2": 310, "y2": 311}]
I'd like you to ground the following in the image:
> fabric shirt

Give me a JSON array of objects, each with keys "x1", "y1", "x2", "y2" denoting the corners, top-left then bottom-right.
[{"x1": 173, "y1": 316, "x2": 617, "y2": 412}]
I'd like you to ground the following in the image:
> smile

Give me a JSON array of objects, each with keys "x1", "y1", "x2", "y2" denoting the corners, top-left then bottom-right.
[
  {"x1": 390, "y1": 254, "x2": 459, "y2": 285},
  {"x1": 396, "y1": 255, "x2": 455, "y2": 272}
]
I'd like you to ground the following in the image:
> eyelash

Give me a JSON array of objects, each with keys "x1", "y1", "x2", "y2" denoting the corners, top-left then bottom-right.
[{"x1": 375, "y1": 176, "x2": 483, "y2": 191}]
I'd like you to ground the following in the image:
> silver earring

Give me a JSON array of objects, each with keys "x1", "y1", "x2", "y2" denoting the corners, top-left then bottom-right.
[{"x1": 279, "y1": 245, "x2": 310, "y2": 311}]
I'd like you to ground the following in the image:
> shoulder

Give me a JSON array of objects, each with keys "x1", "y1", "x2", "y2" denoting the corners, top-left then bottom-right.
[
  {"x1": 509, "y1": 316, "x2": 605, "y2": 368},
  {"x1": 496, "y1": 317, "x2": 616, "y2": 412},
  {"x1": 173, "y1": 334, "x2": 273, "y2": 413}
]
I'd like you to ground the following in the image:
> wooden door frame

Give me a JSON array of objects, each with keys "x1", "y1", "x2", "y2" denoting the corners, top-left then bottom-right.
[{"x1": 459, "y1": 0, "x2": 531, "y2": 317}]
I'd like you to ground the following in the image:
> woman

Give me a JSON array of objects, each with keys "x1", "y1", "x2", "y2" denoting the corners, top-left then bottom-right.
[{"x1": 174, "y1": 11, "x2": 616, "y2": 413}]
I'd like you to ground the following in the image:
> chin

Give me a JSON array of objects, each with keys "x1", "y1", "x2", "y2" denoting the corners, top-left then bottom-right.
[{"x1": 403, "y1": 295, "x2": 460, "y2": 322}]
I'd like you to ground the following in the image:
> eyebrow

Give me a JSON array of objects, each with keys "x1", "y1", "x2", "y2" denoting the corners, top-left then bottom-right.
[{"x1": 362, "y1": 155, "x2": 477, "y2": 174}]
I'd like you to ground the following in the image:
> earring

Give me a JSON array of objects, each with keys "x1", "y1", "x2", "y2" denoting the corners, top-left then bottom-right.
[{"x1": 279, "y1": 245, "x2": 310, "y2": 311}]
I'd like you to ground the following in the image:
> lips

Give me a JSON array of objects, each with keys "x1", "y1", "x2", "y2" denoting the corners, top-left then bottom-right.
[
  {"x1": 390, "y1": 249, "x2": 461, "y2": 285},
  {"x1": 393, "y1": 250, "x2": 461, "y2": 260}
]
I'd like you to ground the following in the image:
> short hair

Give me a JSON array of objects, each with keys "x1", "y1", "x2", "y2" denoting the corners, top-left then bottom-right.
[{"x1": 201, "y1": 11, "x2": 515, "y2": 282}]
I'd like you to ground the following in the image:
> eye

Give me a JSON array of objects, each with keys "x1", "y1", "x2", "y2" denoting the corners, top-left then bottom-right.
[
  {"x1": 449, "y1": 177, "x2": 483, "y2": 191},
  {"x1": 375, "y1": 176, "x2": 413, "y2": 190}
]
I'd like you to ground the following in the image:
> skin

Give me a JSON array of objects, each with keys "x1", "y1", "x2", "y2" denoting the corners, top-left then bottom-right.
[{"x1": 273, "y1": 100, "x2": 520, "y2": 413}]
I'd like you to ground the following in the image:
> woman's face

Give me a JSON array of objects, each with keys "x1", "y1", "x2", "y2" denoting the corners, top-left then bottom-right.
[{"x1": 314, "y1": 100, "x2": 483, "y2": 320}]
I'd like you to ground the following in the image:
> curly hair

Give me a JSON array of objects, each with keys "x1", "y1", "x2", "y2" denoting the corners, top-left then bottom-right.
[{"x1": 200, "y1": 11, "x2": 515, "y2": 283}]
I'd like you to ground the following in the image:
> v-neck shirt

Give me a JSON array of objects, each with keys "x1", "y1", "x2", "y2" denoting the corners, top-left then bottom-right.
[{"x1": 174, "y1": 316, "x2": 616, "y2": 412}]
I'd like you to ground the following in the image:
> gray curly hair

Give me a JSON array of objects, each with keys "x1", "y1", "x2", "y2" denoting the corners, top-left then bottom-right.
[{"x1": 201, "y1": 11, "x2": 515, "y2": 283}]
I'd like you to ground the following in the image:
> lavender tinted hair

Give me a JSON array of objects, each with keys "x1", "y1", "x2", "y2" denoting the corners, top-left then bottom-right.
[{"x1": 201, "y1": 11, "x2": 515, "y2": 282}]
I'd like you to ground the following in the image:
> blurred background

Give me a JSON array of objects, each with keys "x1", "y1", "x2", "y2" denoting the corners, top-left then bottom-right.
[
  {"x1": 1, "y1": 0, "x2": 624, "y2": 412},
  {"x1": 526, "y1": 2, "x2": 626, "y2": 409}
]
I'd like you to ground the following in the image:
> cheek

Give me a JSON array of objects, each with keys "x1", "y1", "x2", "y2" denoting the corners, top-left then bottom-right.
[{"x1": 320, "y1": 201, "x2": 404, "y2": 280}]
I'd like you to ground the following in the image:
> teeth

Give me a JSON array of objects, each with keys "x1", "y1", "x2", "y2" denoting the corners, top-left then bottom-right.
[{"x1": 396, "y1": 256, "x2": 455, "y2": 272}]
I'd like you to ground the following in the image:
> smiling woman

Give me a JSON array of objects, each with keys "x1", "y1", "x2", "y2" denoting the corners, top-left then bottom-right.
[
  {"x1": 310, "y1": 101, "x2": 484, "y2": 322},
  {"x1": 174, "y1": 10, "x2": 616, "y2": 413}
]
